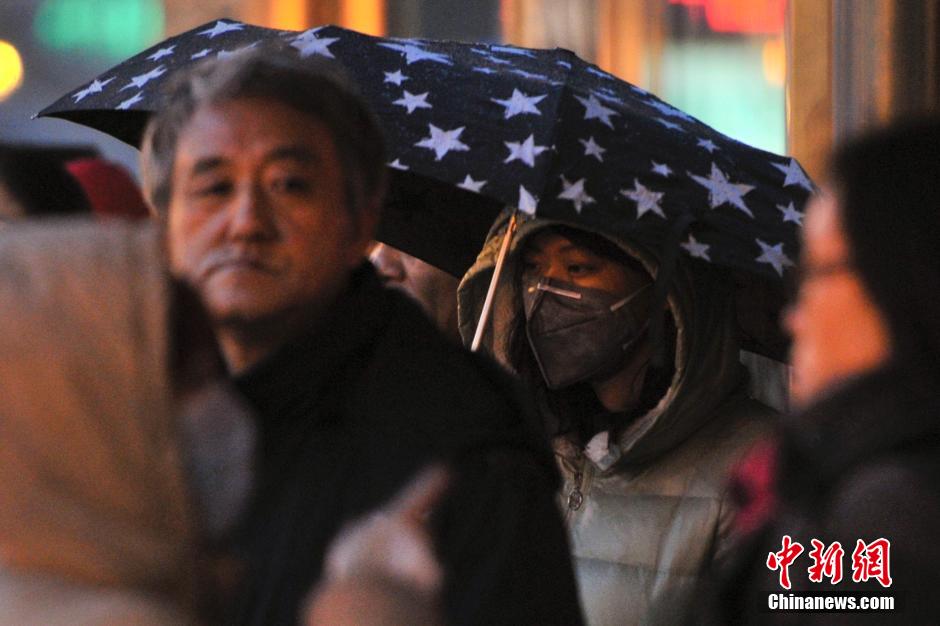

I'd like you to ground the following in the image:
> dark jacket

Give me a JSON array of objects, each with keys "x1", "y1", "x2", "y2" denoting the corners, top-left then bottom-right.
[
  {"x1": 230, "y1": 263, "x2": 583, "y2": 626},
  {"x1": 699, "y1": 364, "x2": 940, "y2": 625}
]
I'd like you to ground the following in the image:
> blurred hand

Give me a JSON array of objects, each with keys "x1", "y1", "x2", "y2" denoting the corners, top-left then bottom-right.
[{"x1": 323, "y1": 465, "x2": 451, "y2": 594}]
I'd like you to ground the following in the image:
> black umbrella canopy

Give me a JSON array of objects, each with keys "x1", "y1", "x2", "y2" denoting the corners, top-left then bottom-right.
[{"x1": 39, "y1": 19, "x2": 813, "y2": 285}]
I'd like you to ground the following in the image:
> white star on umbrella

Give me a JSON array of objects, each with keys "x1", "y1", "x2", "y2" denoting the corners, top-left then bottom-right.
[
  {"x1": 146, "y1": 45, "x2": 175, "y2": 61},
  {"x1": 690, "y1": 163, "x2": 755, "y2": 217},
  {"x1": 120, "y1": 66, "x2": 166, "y2": 91},
  {"x1": 198, "y1": 21, "x2": 244, "y2": 39},
  {"x1": 777, "y1": 201, "x2": 804, "y2": 225},
  {"x1": 191, "y1": 48, "x2": 212, "y2": 60},
  {"x1": 772, "y1": 158, "x2": 814, "y2": 192},
  {"x1": 518, "y1": 185, "x2": 538, "y2": 215},
  {"x1": 620, "y1": 179, "x2": 665, "y2": 219},
  {"x1": 387, "y1": 158, "x2": 409, "y2": 171},
  {"x1": 645, "y1": 98, "x2": 693, "y2": 120},
  {"x1": 491, "y1": 44, "x2": 535, "y2": 57},
  {"x1": 579, "y1": 136, "x2": 606, "y2": 162},
  {"x1": 509, "y1": 68, "x2": 547, "y2": 81},
  {"x1": 377, "y1": 42, "x2": 452, "y2": 65},
  {"x1": 593, "y1": 90, "x2": 621, "y2": 105},
  {"x1": 393, "y1": 90, "x2": 432, "y2": 114},
  {"x1": 473, "y1": 67, "x2": 496, "y2": 75},
  {"x1": 586, "y1": 66, "x2": 614, "y2": 80},
  {"x1": 72, "y1": 77, "x2": 114, "y2": 103},
  {"x1": 116, "y1": 91, "x2": 144, "y2": 110},
  {"x1": 217, "y1": 43, "x2": 257, "y2": 60},
  {"x1": 651, "y1": 161, "x2": 672, "y2": 177},
  {"x1": 291, "y1": 33, "x2": 339, "y2": 58},
  {"x1": 384, "y1": 70, "x2": 408, "y2": 86},
  {"x1": 697, "y1": 138, "x2": 718, "y2": 153},
  {"x1": 557, "y1": 60, "x2": 572, "y2": 69},
  {"x1": 558, "y1": 176, "x2": 595, "y2": 214},
  {"x1": 415, "y1": 124, "x2": 469, "y2": 160},
  {"x1": 457, "y1": 175, "x2": 487, "y2": 193},
  {"x1": 681, "y1": 234, "x2": 711, "y2": 261},
  {"x1": 504, "y1": 134, "x2": 548, "y2": 168},
  {"x1": 480, "y1": 55, "x2": 512, "y2": 65},
  {"x1": 755, "y1": 239, "x2": 795, "y2": 276},
  {"x1": 656, "y1": 118, "x2": 683, "y2": 132},
  {"x1": 574, "y1": 94, "x2": 618, "y2": 128},
  {"x1": 491, "y1": 88, "x2": 546, "y2": 119}
]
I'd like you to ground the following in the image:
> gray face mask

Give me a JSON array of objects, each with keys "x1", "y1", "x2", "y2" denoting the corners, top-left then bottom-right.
[{"x1": 523, "y1": 277, "x2": 651, "y2": 390}]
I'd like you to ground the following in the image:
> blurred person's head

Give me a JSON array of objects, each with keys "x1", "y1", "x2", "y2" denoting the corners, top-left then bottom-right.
[
  {"x1": 140, "y1": 49, "x2": 387, "y2": 372},
  {"x1": 786, "y1": 118, "x2": 940, "y2": 406},
  {"x1": 370, "y1": 243, "x2": 460, "y2": 339},
  {"x1": 65, "y1": 157, "x2": 152, "y2": 220},
  {"x1": 0, "y1": 221, "x2": 254, "y2": 623},
  {"x1": 0, "y1": 144, "x2": 93, "y2": 221}
]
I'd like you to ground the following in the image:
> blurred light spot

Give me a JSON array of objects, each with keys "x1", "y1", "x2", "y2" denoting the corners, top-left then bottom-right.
[
  {"x1": 0, "y1": 40, "x2": 24, "y2": 101},
  {"x1": 670, "y1": 0, "x2": 787, "y2": 34},
  {"x1": 342, "y1": 0, "x2": 385, "y2": 36},
  {"x1": 762, "y1": 36, "x2": 786, "y2": 87},
  {"x1": 271, "y1": 0, "x2": 307, "y2": 31},
  {"x1": 661, "y1": 40, "x2": 786, "y2": 154},
  {"x1": 34, "y1": 0, "x2": 165, "y2": 61}
]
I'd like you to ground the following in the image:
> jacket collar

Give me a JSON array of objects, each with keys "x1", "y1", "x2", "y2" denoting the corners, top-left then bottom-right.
[{"x1": 234, "y1": 262, "x2": 389, "y2": 424}]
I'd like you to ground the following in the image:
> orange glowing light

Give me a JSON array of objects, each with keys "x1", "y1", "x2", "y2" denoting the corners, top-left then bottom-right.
[
  {"x1": 341, "y1": 0, "x2": 385, "y2": 36},
  {"x1": 0, "y1": 40, "x2": 24, "y2": 101},
  {"x1": 270, "y1": 0, "x2": 306, "y2": 31},
  {"x1": 762, "y1": 36, "x2": 786, "y2": 87}
]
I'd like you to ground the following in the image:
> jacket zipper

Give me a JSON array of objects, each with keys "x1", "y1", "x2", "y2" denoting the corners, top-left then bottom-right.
[{"x1": 565, "y1": 452, "x2": 586, "y2": 521}]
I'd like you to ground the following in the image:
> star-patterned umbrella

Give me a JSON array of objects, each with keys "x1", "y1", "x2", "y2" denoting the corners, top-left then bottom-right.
[{"x1": 38, "y1": 18, "x2": 813, "y2": 297}]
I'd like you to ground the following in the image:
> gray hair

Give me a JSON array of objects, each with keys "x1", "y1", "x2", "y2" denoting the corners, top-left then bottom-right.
[{"x1": 140, "y1": 46, "x2": 387, "y2": 215}]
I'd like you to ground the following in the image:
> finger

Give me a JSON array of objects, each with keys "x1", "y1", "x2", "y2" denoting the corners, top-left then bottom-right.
[{"x1": 390, "y1": 465, "x2": 451, "y2": 525}]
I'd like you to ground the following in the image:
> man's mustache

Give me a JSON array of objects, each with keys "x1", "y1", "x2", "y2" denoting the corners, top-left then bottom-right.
[{"x1": 197, "y1": 248, "x2": 285, "y2": 278}]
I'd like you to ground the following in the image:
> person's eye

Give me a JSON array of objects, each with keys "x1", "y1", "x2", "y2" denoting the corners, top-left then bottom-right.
[
  {"x1": 272, "y1": 176, "x2": 313, "y2": 194},
  {"x1": 567, "y1": 263, "x2": 596, "y2": 275},
  {"x1": 194, "y1": 180, "x2": 233, "y2": 197},
  {"x1": 521, "y1": 259, "x2": 541, "y2": 275}
]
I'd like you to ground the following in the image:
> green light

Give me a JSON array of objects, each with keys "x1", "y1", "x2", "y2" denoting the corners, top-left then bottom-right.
[
  {"x1": 34, "y1": 0, "x2": 165, "y2": 61},
  {"x1": 660, "y1": 39, "x2": 786, "y2": 155}
]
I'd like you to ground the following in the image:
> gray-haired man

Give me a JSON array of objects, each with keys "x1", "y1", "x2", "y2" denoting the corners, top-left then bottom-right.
[{"x1": 142, "y1": 50, "x2": 583, "y2": 626}]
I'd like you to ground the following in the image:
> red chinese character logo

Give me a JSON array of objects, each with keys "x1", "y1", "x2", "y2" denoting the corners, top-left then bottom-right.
[
  {"x1": 767, "y1": 534, "x2": 805, "y2": 589},
  {"x1": 851, "y1": 538, "x2": 892, "y2": 587},
  {"x1": 807, "y1": 539, "x2": 844, "y2": 584}
]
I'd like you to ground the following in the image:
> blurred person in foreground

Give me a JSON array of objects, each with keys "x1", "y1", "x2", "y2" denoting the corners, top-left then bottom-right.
[
  {"x1": 370, "y1": 242, "x2": 461, "y2": 340},
  {"x1": 140, "y1": 49, "x2": 582, "y2": 626},
  {"x1": 0, "y1": 143, "x2": 94, "y2": 221},
  {"x1": 0, "y1": 221, "x2": 254, "y2": 625},
  {"x1": 696, "y1": 118, "x2": 940, "y2": 624},
  {"x1": 0, "y1": 144, "x2": 150, "y2": 223}
]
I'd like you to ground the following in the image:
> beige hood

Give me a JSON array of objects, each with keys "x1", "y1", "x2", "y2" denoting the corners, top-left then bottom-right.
[
  {"x1": 0, "y1": 220, "x2": 196, "y2": 608},
  {"x1": 458, "y1": 211, "x2": 744, "y2": 466}
]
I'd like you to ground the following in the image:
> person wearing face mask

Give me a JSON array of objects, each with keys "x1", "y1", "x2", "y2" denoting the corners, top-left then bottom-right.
[{"x1": 459, "y1": 220, "x2": 775, "y2": 625}]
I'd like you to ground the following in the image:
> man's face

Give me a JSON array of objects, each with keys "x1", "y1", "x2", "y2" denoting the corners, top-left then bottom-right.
[
  {"x1": 166, "y1": 97, "x2": 373, "y2": 327},
  {"x1": 785, "y1": 190, "x2": 890, "y2": 406},
  {"x1": 369, "y1": 243, "x2": 460, "y2": 338}
]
